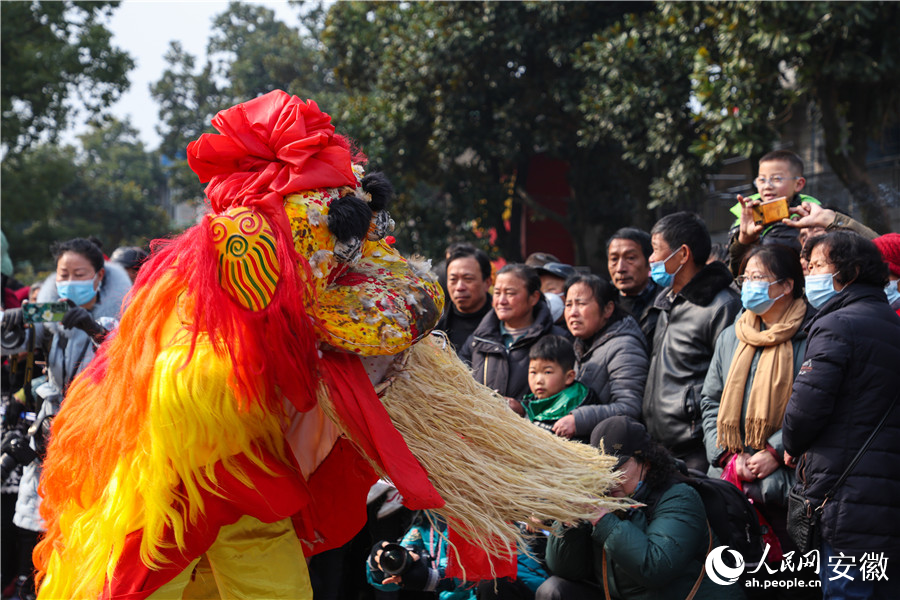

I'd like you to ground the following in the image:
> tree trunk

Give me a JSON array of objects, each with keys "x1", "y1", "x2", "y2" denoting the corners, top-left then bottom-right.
[{"x1": 817, "y1": 81, "x2": 890, "y2": 232}]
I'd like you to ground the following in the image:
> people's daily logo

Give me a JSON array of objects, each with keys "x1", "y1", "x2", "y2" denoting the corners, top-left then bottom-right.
[{"x1": 705, "y1": 545, "x2": 746, "y2": 585}]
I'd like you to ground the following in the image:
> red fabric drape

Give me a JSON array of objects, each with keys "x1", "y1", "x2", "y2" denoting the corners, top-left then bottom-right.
[
  {"x1": 186, "y1": 90, "x2": 358, "y2": 236},
  {"x1": 291, "y1": 436, "x2": 378, "y2": 556},
  {"x1": 445, "y1": 521, "x2": 518, "y2": 582},
  {"x1": 317, "y1": 350, "x2": 445, "y2": 510}
]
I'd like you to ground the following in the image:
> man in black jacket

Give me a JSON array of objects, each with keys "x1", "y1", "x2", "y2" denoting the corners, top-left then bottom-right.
[
  {"x1": 606, "y1": 227, "x2": 664, "y2": 348},
  {"x1": 435, "y1": 245, "x2": 493, "y2": 357},
  {"x1": 642, "y1": 213, "x2": 741, "y2": 472}
]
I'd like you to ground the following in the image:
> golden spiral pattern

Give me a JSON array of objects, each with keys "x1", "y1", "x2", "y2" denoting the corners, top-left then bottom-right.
[{"x1": 209, "y1": 207, "x2": 281, "y2": 311}]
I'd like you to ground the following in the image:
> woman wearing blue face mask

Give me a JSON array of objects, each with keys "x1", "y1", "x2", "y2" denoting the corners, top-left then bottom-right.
[
  {"x1": 0, "y1": 237, "x2": 131, "y2": 597},
  {"x1": 700, "y1": 244, "x2": 814, "y2": 574},
  {"x1": 783, "y1": 231, "x2": 900, "y2": 598}
]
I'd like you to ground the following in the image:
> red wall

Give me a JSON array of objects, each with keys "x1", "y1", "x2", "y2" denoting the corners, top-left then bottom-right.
[{"x1": 521, "y1": 155, "x2": 575, "y2": 265}]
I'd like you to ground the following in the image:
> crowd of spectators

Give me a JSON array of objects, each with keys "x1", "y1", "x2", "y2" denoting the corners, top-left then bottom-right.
[
  {"x1": 2, "y1": 150, "x2": 900, "y2": 600},
  {"x1": 423, "y1": 149, "x2": 900, "y2": 600},
  {"x1": 1, "y1": 237, "x2": 139, "y2": 600}
]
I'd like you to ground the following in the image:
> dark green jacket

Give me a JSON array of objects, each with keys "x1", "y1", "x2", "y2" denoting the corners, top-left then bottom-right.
[{"x1": 546, "y1": 482, "x2": 745, "y2": 600}]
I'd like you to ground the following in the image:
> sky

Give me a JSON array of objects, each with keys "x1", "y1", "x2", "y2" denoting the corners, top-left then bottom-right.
[{"x1": 89, "y1": 0, "x2": 301, "y2": 149}]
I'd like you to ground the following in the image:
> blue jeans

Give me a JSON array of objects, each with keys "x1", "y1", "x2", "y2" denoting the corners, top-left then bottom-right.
[{"x1": 820, "y1": 541, "x2": 900, "y2": 599}]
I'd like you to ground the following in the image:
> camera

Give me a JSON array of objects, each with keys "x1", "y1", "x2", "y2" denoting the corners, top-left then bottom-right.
[
  {"x1": 0, "y1": 397, "x2": 50, "y2": 485},
  {"x1": 378, "y1": 543, "x2": 412, "y2": 576},
  {"x1": 1, "y1": 429, "x2": 38, "y2": 484},
  {"x1": 368, "y1": 540, "x2": 434, "y2": 590}
]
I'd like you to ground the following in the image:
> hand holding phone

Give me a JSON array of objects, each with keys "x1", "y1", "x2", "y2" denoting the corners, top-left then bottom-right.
[
  {"x1": 22, "y1": 302, "x2": 70, "y2": 324},
  {"x1": 737, "y1": 194, "x2": 763, "y2": 245},
  {"x1": 751, "y1": 196, "x2": 790, "y2": 227}
]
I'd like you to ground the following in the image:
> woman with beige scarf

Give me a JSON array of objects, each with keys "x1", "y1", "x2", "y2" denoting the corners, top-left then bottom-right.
[{"x1": 700, "y1": 244, "x2": 813, "y2": 555}]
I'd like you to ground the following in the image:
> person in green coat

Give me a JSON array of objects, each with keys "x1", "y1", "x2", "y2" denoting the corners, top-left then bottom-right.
[{"x1": 537, "y1": 417, "x2": 745, "y2": 600}]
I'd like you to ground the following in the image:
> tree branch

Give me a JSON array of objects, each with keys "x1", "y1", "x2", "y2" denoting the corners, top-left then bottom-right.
[{"x1": 515, "y1": 185, "x2": 568, "y2": 226}]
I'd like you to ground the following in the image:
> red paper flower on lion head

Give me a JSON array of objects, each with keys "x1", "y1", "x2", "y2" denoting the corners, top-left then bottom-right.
[{"x1": 187, "y1": 90, "x2": 361, "y2": 236}]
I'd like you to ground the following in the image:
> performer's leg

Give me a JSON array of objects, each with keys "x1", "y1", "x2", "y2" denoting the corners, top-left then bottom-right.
[
  {"x1": 205, "y1": 515, "x2": 313, "y2": 599},
  {"x1": 181, "y1": 554, "x2": 220, "y2": 600},
  {"x1": 145, "y1": 557, "x2": 201, "y2": 600}
]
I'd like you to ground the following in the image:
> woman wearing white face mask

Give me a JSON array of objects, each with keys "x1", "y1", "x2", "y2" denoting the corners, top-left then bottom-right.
[
  {"x1": 700, "y1": 244, "x2": 814, "y2": 563},
  {"x1": 0, "y1": 238, "x2": 131, "y2": 598}
]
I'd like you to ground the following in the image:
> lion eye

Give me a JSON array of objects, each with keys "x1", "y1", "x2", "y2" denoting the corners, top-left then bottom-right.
[
  {"x1": 367, "y1": 210, "x2": 395, "y2": 241},
  {"x1": 333, "y1": 237, "x2": 363, "y2": 264}
]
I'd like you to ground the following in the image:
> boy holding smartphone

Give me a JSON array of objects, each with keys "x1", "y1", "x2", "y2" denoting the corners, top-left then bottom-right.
[{"x1": 727, "y1": 150, "x2": 820, "y2": 275}]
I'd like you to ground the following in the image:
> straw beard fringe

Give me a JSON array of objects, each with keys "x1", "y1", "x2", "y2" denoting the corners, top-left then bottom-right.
[{"x1": 318, "y1": 334, "x2": 629, "y2": 579}]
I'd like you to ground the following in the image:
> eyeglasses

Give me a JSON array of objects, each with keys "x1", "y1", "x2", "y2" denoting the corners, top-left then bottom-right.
[
  {"x1": 754, "y1": 175, "x2": 800, "y2": 188},
  {"x1": 805, "y1": 261, "x2": 835, "y2": 274},
  {"x1": 735, "y1": 274, "x2": 782, "y2": 288}
]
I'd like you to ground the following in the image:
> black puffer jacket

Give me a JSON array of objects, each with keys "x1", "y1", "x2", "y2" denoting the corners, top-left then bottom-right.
[
  {"x1": 460, "y1": 298, "x2": 568, "y2": 400},
  {"x1": 570, "y1": 314, "x2": 648, "y2": 437},
  {"x1": 435, "y1": 293, "x2": 492, "y2": 357},
  {"x1": 783, "y1": 284, "x2": 900, "y2": 558},
  {"x1": 642, "y1": 262, "x2": 741, "y2": 456}
]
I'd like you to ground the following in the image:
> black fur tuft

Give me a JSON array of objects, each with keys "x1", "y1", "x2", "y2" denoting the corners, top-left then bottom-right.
[
  {"x1": 328, "y1": 194, "x2": 372, "y2": 243},
  {"x1": 361, "y1": 172, "x2": 394, "y2": 213}
]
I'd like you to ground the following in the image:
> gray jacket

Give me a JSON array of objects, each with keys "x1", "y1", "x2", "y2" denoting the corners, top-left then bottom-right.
[
  {"x1": 642, "y1": 262, "x2": 741, "y2": 457},
  {"x1": 3, "y1": 262, "x2": 132, "y2": 395},
  {"x1": 570, "y1": 314, "x2": 648, "y2": 436},
  {"x1": 700, "y1": 306, "x2": 813, "y2": 507},
  {"x1": 460, "y1": 298, "x2": 567, "y2": 400},
  {"x1": 8, "y1": 262, "x2": 131, "y2": 532}
]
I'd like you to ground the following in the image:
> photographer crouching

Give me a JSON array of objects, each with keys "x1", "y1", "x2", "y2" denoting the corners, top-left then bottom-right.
[{"x1": 367, "y1": 511, "x2": 475, "y2": 599}]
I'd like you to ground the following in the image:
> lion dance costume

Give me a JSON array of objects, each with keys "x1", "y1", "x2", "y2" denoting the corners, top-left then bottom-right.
[{"x1": 34, "y1": 91, "x2": 622, "y2": 599}]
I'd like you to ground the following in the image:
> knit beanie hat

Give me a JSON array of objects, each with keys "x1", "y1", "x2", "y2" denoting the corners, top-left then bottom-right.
[{"x1": 873, "y1": 233, "x2": 900, "y2": 278}]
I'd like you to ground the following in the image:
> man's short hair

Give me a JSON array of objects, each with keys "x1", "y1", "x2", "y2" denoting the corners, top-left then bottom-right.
[
  {"x1": 650, "y1": 212, "x2": 711, "y2": 266},
  {"x1": 528, "y1": 335, "x2": 576, "y2": 372},
  {"x1": 759, "y1": 149, "x2": 804, "y2": 176},
  {"x1": 606, "y1": 227, "x2": 652, "y2": 261},
  {"x1": 447, "y1": 244, "x2": 492, "y2": 280},
  {"x1": 445, "y1": 241, "x2": 475, "y2": 259}
]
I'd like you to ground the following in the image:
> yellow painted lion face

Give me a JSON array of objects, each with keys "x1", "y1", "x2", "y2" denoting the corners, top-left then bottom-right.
[
  {"x1": 210, "y1": 178, "x2": 444, "y2": 357},
  {"x1": 284, "y1": 180, "x2": 444, "y2": 356}
]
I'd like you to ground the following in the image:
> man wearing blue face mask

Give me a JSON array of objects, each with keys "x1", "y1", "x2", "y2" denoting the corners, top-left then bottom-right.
[
  {"x1": 783, "y1": 231, "x2": 900, "y2": 598},
  {"x1": 642, "y1": 213, "x2": 741, "y2": 473}
]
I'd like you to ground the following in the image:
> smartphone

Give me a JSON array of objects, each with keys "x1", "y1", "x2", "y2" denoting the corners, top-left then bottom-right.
[
  {"x1": 752, "y1": 196, "x2": 790, "y2": 227},
  {"x1": 23, "y1": 301, "x2": 69, "y2": 323}
]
